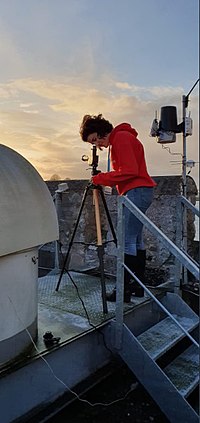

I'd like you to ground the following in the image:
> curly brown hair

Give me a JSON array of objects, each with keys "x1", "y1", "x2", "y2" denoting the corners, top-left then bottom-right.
[{"x1": 79, "y1": 114, "x2": 113, "y2": 141}]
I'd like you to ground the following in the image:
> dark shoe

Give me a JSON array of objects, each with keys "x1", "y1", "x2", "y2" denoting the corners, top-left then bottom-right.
[
  {"x1": 137, "y1": 250, "x2": 146, "y2": 279},
  {"x1": 124, "y1": 289, "x2": 132, "y2": 303},
  {"x1": 129, "y1": 281, "x2": 144, "y2": 297},
  {"x1": 124, "y1": 253, "x2": 137, "y2": 285},
  {"x1": 124, "y1": 253, "x2": 145, "y2": 297},
  {"x1": 106, "y1": 288, "x2": 131, "y2": 303},
  {"x1": 135, "y1": 249, "x2": 146, "y2": 297},
  {"x1": 106, "y1": 289, "x2": 116, "y2": 302}
]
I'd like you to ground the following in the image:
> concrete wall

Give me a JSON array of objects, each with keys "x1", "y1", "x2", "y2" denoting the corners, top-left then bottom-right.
[{"x1": 40, "y1": 176, "x2": 198, "y2": 283}]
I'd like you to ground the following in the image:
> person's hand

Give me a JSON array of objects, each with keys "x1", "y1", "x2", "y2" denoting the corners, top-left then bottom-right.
[{"x1": 88, "y1": 179, "x2": 98, "y2": 188}]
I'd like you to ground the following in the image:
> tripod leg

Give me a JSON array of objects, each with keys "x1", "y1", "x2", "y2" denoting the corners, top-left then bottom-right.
[
  {"x1": 99, "y1": 187, "x2": 117, "y2": 246},
  {"x1": 55, "y1": 185, "x2": 90, "y2": 291},
  {"x1": 93, "y1": 189, "x2": 108, "y2": 314},
  {"x1": 97, "y1": 245, "x2": 108, "y2": 314}
]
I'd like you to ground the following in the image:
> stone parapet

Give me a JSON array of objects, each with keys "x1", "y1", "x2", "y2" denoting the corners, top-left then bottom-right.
[{"x1": 40, "y1": 176, "x2": 198, "y2": 284}]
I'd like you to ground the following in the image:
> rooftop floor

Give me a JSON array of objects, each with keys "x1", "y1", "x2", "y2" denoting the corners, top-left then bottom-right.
[
  {"x1": 37, "y1": 271, "x2": 149, "y2": 353},
  {"x1": 1, "y1": 272, "x2": 180, "y2": 423}
]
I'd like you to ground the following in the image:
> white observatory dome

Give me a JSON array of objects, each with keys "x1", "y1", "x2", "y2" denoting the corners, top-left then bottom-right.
[{"x1": 0, "y1": 145, "x2": 59, "y2": 367}]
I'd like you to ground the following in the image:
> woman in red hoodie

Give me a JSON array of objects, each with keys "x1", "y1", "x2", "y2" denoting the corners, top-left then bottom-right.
[{"x1": 80, "y1": 114, "x2": 156, "y2": 302}]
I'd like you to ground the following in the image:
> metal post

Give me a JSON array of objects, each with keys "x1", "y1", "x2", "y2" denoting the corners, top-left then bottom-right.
[
  {"x1": 93, "y1": 188, "x2": 108, "y2": 314},
  {"x1": 181, "y1": 78, "x2": 199, "y2": 284},
  {"x1": 182, "y1": 95, "x2": 188, "y2": 285},
  {"x1": 175, "y1": 198, "x2": 183, "y2": 294},
  {"x1": 115, "y1": 196, "x2": 125, "y2": 350},
  {"x1": 182, "y1": 95, "x2": 187, "y2": 198},
  {"x1": 54, "y1": 192, "x2": 61, "y2": 270},
  {"x1": 49, "y1": 191, "x2": 62, "y2": 275}
]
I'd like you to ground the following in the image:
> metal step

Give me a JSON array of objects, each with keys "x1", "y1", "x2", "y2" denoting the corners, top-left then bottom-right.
[
  {"x1": 164, "y1": 344, "x2": 199, "y2": 398},
  {"x1": 109, "y1": 293, "x2": 199, "y2": 422},
  {"x1": 137, "y1": 314, "x2": 198, "y2": 360},
  {"x1": 113, "y1": 322, "x2": 199, "y2": 423}
]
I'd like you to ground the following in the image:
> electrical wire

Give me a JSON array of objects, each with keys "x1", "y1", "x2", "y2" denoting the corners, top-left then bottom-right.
[
  {"x1": 7, "y1": 295, "x2": 137, "y2": 408},
  {"x1": 61, "y1": 270, "x2": 114, "y2": 355},
  {"x1": 161, "y1": 144, "x2": 182, "y2": 157}
]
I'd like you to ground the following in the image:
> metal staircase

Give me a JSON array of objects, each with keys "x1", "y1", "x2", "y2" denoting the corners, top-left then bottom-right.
[
  {"x1": 110, "y1": 293, "x2": 199, "y2": 422},
  {"x1": 109, "y1": 194, "x2": 199, "y2": 423}
]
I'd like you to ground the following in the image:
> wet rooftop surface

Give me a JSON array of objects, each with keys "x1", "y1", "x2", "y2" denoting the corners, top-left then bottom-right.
[{"x1": 37, "y1": 271, "x2": 149, "y2": 353}]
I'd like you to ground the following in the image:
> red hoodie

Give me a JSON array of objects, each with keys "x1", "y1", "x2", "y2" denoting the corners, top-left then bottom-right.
[{"x1": 92, "y1": 123, "x2": 156, "y2": 195}]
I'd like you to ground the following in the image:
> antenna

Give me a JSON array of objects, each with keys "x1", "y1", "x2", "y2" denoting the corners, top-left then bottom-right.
[
  {"x1": 149, "y1": 78, "x2": 199, "y2": 196},
  {"x1": 149, "y1": 78, "x2": 199, "y2": 286}
]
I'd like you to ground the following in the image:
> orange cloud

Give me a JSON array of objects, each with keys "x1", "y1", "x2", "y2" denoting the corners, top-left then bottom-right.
[{"x1": 0, "y1": 77, "x2": 198, "y2": 185}]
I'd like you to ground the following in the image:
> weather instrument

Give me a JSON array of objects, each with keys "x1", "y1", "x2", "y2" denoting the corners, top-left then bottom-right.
[
  {"x1": 149, "y1": 77, "x2": 199, "y2": 196},
  {"x1": 150, "y1": 106, "x2": 192, "y2": 144},
  {"x1": 170, "y1": 159, "x2": 199, "y2": 175},
  {"x1": 149, "y1": 78, "x2": 199, "y2": 286}
]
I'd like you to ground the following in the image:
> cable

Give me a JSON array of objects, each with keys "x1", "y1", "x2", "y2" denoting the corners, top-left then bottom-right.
[
  {"x1": 161, "y1": 144, "x2": 182, "y2": 157},
  {"x1": 52, "y1": 264, "x2": 115, "y2": 354},
  {"x1": 64, "y1": 271, "x2": 114, "y2": 355},
  {"x1": 7, "y1": 295, "x2": 137, "y2": 408}
]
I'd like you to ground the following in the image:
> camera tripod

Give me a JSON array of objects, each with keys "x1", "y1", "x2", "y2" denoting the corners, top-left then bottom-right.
[{"x1": 55, "y1": 147, "x2": 117, "y2": 314}]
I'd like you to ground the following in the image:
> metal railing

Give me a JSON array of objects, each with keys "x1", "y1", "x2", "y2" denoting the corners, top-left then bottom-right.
[
  {"x1": 176, "y1": 195, "x2": 199, "y2": 285},
  {"x1": 115, "y1": 195, "x2": 199, "y2": 350},
  {"x1": 180, "y1": 195, "x2": 200, "y2": 218}
]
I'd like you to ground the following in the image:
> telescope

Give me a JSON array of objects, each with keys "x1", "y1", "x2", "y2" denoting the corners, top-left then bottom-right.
[
  {"x1": 57, "y1": 144, "x2": 116, "y2": 314},
  {"x1": 82, "y1": 145, "x2": 100, "y2": 175}
]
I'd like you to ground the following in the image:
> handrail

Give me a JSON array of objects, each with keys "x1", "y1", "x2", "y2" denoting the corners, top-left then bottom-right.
[
  {"x1": 115, "y1": 195, "x2": 199, "y2": 350},
  {"x1": 121, "y1": 196, "x2": 199, "y2": 279},
  {"x1": 123, "y1": 264, "x2": 199, "y2": 348},
  {"x1": 180, "y1": 195, "x2": 200, "y2": 217},
  {"x1": 177, "y1": 195, "x2": 199, "y2": 285}
]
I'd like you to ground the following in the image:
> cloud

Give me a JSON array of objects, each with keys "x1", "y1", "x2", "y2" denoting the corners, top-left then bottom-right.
[
  {"x1": 114, "y1": 80, "x2": 184, "y2": 100},
  {"x1": 19, "y1": 103, "x2": 39, "y2": 113},
  {"x1": 115, "y1": 82, "x2": 132, "y2": 90},
  {"x1": 22, "y1": 109, "x2": 39, "y2": 114},
  {"x1": 20, "y1": 103, "x2": 34, "y2": 108},
  {"x1": 0, "y1": 77, "x2": 198, "y2": 184}
]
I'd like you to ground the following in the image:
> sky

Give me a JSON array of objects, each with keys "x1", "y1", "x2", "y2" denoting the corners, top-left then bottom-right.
[{"x1": 0, "y1": 0, "x2": 199, "y2": 186}]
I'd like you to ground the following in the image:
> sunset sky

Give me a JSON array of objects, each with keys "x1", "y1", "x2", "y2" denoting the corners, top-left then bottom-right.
[{"x1": 0, "y1": 0, "x2": 199, "y2": 185}]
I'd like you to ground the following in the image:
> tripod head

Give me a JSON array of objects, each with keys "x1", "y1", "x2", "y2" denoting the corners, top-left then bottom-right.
[{"x1": 82, "y1": 145, "x2": 100, "y2": 176}]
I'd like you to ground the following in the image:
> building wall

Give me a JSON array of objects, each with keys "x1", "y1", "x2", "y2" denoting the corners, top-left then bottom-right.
[{"x1": 40, "y1": 176, "x2": 198, "y2": 282}]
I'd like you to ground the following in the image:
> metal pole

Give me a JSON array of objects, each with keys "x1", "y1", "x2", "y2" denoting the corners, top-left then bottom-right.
[
  {"x1": 182, "y1": 95, "x2": 187, "y2": 198},
  {"x1": 93, "y1": 189, "x2": 108, "y2": 314},
  {"x1": 181, "y1": 79, "x2": 199, "y2": 284},
  {"x1": 182, "y1": 95, "x2": 188, "y2": 285},
  {"x1": 54, "y1": 192, "x2": 61, "y2": 270},
  {"x1": 49, "y1": 191, "x2": 62, "y2": 275},
  {"x1": 175, "y1": 198, "x2": 182, "y2": 294},
  {"x1": 115, "y1": 196, "x2": 125, "y2": 350}
]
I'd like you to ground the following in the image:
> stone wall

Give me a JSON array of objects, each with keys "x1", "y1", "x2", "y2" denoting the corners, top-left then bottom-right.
[{"x1": 39, "y1": 176, "x2": 198, "y2": 282}]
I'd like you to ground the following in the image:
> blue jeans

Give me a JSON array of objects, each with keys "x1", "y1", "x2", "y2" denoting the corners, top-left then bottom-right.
[{"x1": 124, "y1": 187, "x2": 154, "y2": 256}]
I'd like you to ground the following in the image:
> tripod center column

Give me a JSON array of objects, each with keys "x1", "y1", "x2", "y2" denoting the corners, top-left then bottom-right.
[{"x1": 93, "y1": 189, "x2": 102, "y2": 245}]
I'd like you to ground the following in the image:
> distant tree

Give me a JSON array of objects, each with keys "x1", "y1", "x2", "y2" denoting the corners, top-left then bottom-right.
[{"x1": 50, "y1": 174, "x2": 61, "y2": 181}]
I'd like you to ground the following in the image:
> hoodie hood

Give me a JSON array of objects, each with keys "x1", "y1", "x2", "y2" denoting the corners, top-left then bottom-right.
[
  {"x1": 110, "y1": 123, "x2": 138, "y2": 140},
  {"x1": 92, "y1": 122, "x2": 156, "y2": 194}
]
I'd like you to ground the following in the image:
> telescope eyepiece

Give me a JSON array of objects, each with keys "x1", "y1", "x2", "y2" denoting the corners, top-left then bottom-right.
[{"x1": 82, "y1": 145, "x2": 99, "y2": 175}]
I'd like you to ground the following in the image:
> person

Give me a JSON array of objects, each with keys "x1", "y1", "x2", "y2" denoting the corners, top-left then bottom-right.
[{"x1": 79, "y1": 114, "x2": 156, "y2": 302}]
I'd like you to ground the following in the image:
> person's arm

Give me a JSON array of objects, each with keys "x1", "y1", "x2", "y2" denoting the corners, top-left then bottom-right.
[{"x1": 92, "y1": 133, "x2": 139, "y2": 186}]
